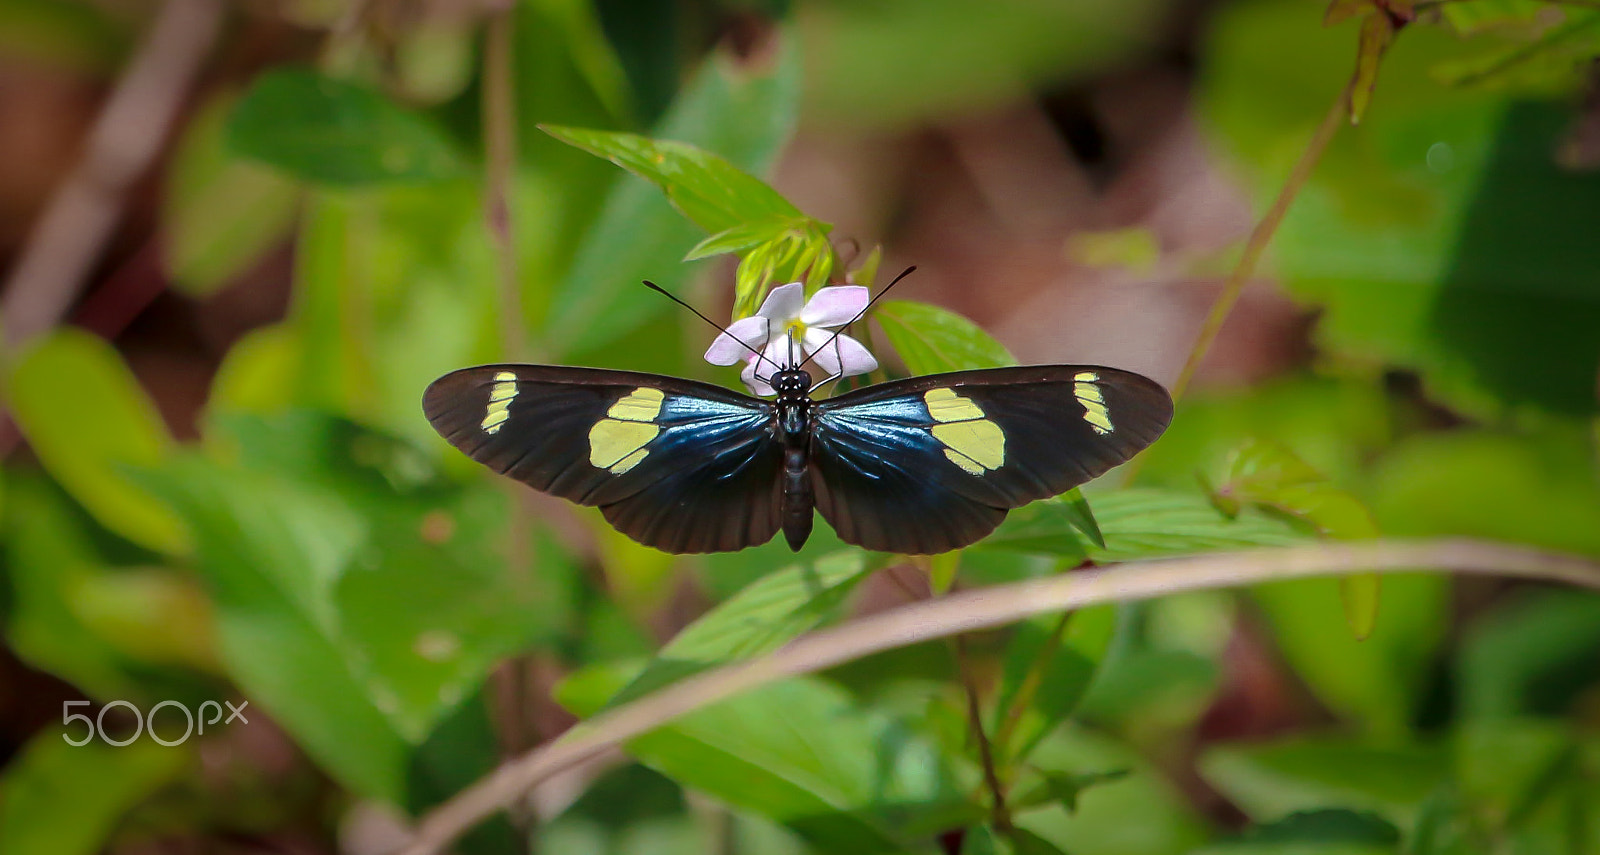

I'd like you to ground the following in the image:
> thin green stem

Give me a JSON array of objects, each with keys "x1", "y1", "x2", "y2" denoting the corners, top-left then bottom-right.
[
  {"x1": 1169, "y1": 80, "x2": 1353, "y2": 403},
  {"x1": 990, "y1": 609, "x2": 1073, "y2": 760},
  {"x1": 951, "y1": 634, "x2": 1011, "y2": 831}
]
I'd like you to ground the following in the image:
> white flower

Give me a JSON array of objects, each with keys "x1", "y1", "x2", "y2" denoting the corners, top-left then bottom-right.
[{"x1": 703, "y1": 282, "x2": 878, "y2": 396}]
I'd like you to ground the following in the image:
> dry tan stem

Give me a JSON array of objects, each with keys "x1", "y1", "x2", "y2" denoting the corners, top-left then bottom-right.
[
  {"x1": 396, "y1": 538, "x2": 1600, "y2": 855},
  {"x1": 0, "y1": 0, "x2": 224, "y2": 353}
]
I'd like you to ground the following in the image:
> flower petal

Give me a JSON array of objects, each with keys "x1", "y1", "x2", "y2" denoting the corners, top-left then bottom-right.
[
  {"x1": 760, "y1": 336, "x2": 796, "y2": 372},
  {"x1": 703, "y1": 316, "x2": 771, "y2": 365},
  {"x1": 799, "y1": 285, "x2": 869, "y2": 328},
  {"x1": 741, "y1": 356, "x2": 776, "y2": 397},
  {"x1": 803, "y1": 329, "x2": 877, "y2": 378},
  {"x1": 754, "y1": 282, "x2": 806, "y2": 322}
]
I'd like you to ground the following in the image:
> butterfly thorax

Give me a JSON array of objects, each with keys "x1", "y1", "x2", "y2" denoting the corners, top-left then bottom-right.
[{"x1": 770, "y1": 367, "x2": 814, "y2": 446}]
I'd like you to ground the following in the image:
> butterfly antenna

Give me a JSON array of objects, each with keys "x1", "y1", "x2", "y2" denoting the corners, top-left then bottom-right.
[
  {"x1": 797, "y1": 265, "x2": 917, "y2": 371},
  {"x1": 643, "y1": 280, "x2": 782, "y2": 373}
]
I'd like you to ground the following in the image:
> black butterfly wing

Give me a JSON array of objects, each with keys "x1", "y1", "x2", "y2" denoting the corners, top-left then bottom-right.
[
  {"x1": 424, "y1": 365, "x2": 783, "y2": 553},
  {"x1": 810, "y1": 365, "x2": 1173, "y2": 554}
]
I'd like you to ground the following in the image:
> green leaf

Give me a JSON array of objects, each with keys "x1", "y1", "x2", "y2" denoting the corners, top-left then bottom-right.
[
  {"x1": 1200, "y1": 737, "x2": 1446, "y2": 825},
  {"x1": 1450, "y1": 719, "x2": 1575, "y2": 837},
  {"x1": 994, "y1": 614, "x2": 1106, "y2": 764},
  {"x1": 1013, "y1": 769, "x2": 1131, "y2": 814},
  {"x1": 142, "y1": 455, "x2": 408, "y2": 802},
  {"x1": 162, "y1": 90, "x2": 298, "y2": 296},
  {"x1": 1439, "y1": 0, "x2": 1573, "y2": 35},
  {"x1": 805, "y1": 0, "x2": 1162, "y2": 128},
  {"x1": 226, "y1": 68, "x2": 463, "y2": 185},
  {"x1": 973, "y1": 501, "x2": 1088, "y2": 559},
  {"x1": 1201, "y1": 1, "x2": 1600, "y2": 418},
  {"x1": 875, "y1": 299, "x2": 1017, "y2": 375},
  {"x1": 927, "y1": 550, "x2": 962, "y2": 594},
  {"x1": 1431, "y1": 12, "x2": 1600, "y2": 92},
  {"x1": 143, "y1": 413, "x2": 575, "y2": 801},
  {"x1": 558, "y1": 668, "x2": 961, "y2": 853},
  {"x1": 1252, "y1": 573, "x2": 1447, "y2": 736},
  {"x1": 1060, "y1": 488, "x2": 1105, "y2": 548},
  {"x1": 1367, "y1": 429, "x2": 1600, "y2": 557},
  {"x1": 1018, "y1": 725, "x2": 1211, "y2": 855},
  {"x1": 7, "y1": 329, "x2": 189, "y2": 554},
  {"x1": 1086, "y1": 488, "x2": 1305, "y2": 563},
  {"x1": 1211, "y1": 439, "x2": 1382, "y2": 638},
  {"x1": 685, "y1": 216, "x2": 809, "y2": 260},
  {"x1": 1456, "y1": 589, "x2": 1600, "y2": 720},
  {"x1": 598, "y1": 551, "x2": 876, "y2": 709},
  {"x1": 1229, "y1": 808, "x2": 1401, "y2": 848},
  {"x1": 3, "y1": 474, "x2": 146, "y2": 700},
  {"x1": 543, "y1": 33, "x2": 801, "y2": 357},
  {"x1": 0, "y1": 733, "x2": 188, "y2": 855},
  {"x1": 206, "y1": 323, "x2": 301, "y2": 415},
  {"x1": 539, "y1": 124, "x2": 803, "y2": 235},
  {"x1": 963, "y1": 825, "x2": 1070, "y2": 855}
]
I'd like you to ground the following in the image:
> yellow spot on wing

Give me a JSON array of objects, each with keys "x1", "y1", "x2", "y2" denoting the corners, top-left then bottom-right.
[
  {"x1": 482, "y1": 372, "x2": 520, "y2": 434},
  {"x1": 923, "y1": 388, "x2": 1005, "y2": 472},
  {"x1": 607, "y1": 387, "x2": 665, "y2": 422},
  {"x1": 931, "y1": 420, "x2": 1005, "y2": 471},
  {"x1": 588, "y1": 419, "x2": 660, "y2": 472},
  {"x1": 924, "y1": 387, "x2": 985, "y2": 422},
  {"x1": 610, "y1": 447, "x2": 650, "y2": 474},
  {"x1": 1082, "y1": 407, "x2": 1113, "y2": 434},
  {"x1": 943, "y1": 449, "x2": 985, "y2": 475},
  {"x1": 1073, "y1": 375, "x2": 1113, "y2": 435}
]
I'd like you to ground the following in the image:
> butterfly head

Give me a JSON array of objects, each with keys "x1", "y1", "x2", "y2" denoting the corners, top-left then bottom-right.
[{"x1": 769, "y1": 367, "x2": 812, "y2": 401}]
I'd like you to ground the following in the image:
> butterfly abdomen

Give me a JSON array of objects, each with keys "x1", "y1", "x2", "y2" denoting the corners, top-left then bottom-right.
[{"x1": 782, "y1": 446, "x2": 814, "y2": 551}]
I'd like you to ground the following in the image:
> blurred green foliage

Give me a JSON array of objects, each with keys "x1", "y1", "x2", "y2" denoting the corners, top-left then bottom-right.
[{"x1": 3, "y1": 0, "x2": 1600, "y2": 853}]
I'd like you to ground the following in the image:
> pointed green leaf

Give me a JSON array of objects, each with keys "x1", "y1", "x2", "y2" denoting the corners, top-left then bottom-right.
[
  {"x1": 544, "y1": 34, "x2": 801, "y2": 356},
  {"x1": 684, "y1": 216, "x2": 810, "y2": 261},
  {"x1": 973, "y1": 499, "x2": 1091, "y2": 560},
  {"x1": 7, "y1": 329, "x2": 188, "y2": 554},
  {"x1": 875, "y1": 299, "x2": 1017, "y2": 375},
  {"x1": 1088, "y1": 489, "x2": 1305, "y2": 563},
  {"x1": 541, "y1": 125, "x2": 802, "y2": 234}
]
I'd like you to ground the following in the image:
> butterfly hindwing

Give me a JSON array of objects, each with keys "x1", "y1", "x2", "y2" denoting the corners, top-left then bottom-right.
[
  {"x1": 810, "y1": 366, "x2": 1173, "y2": 554},
  {"x1": 423, "y1": 366, "x2": 783, "y2": 553}
]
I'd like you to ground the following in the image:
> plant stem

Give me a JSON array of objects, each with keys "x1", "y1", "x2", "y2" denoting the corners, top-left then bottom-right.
[
  {"x1": 1169, "y1": 81, "x2": 1354, "y2": 402},
  {"x1": 482, "y1": 10, "x2": 538, "y2": 852},
  {"x1": 951, "y1": 634, "x2": 1011, "y2": 831},
  {"x1": 990, "y1": 609, "x2": 1073, "y2": 757}
]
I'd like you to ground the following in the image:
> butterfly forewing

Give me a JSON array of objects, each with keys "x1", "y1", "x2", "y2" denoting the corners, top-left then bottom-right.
[
  {"x1": 423, "y1": 366, "x2": 783, "y2": 553},
  {"x1": 810, "y1": 366, "x2": 1173, "y2": 554}
]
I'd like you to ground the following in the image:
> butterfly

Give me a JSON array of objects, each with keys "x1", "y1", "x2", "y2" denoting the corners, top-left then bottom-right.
[{"x1": 423, "y1": 354, "x2": 1173, "y2": 555}]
